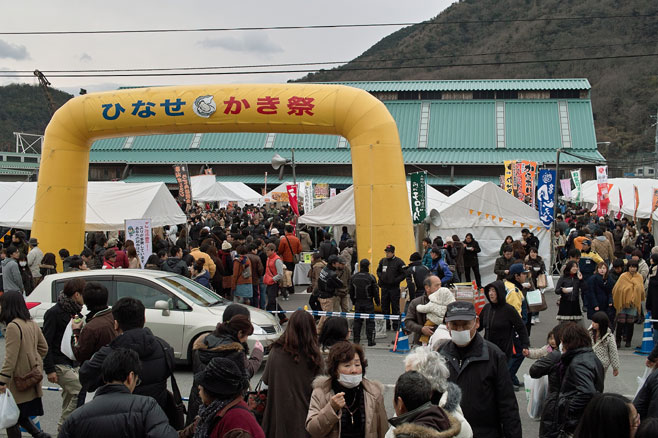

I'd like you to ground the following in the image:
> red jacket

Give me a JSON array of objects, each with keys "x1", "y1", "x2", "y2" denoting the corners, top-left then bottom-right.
[
  {"x1": 211, "y1": 399, "x2": 264, "y2": 438},
  {"x1": 277, "y1": 233, "x2": 301, "y2": 263},
  {"x1": 108, "y1": 246, "x2": 129, "y2": 268}
]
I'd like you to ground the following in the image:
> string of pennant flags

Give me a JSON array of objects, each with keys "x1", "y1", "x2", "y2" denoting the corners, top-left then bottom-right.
[{"x1": 467, "y1": 209, "x2": 545, "y2": 231}]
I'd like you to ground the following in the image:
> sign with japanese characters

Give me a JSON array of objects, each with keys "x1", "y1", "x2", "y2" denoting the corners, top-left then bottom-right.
[
  {"x1": 560, "y1": 179, "x2": 572, "y2": 200},
  {"x1": 596, "y1": 166, "x2": 608, "y2": 185},
  {"x1": 503, "y1": 160, "x2": 515, "y2": 195},
  {"x1": 520, "y1": 160, "x2": 538, "y2": 206},
  {"x1": 125, "y1": 218, "x2": 152, "y2": 269},
  {"x1": 571, "y1": 169, "x2": 582, "y2": 204},
  {"x1": 303, "y1": 181, "x2": 314, "y2": 213},
  {"x1": 410, "y1": 171, "x2": 427, "y2": 224},
  {"x1": 173, "y1": 164, "x2": 192, "y2": 210},
  {"x1": 537, "y1": 170, "x2": 555, "y2": 229},
  {"x1": 287, "y1": 184, "x2": 300, "y2": 216},
  {"x1": 314, "y1": 183, "x2": 329, "y2": 199}
]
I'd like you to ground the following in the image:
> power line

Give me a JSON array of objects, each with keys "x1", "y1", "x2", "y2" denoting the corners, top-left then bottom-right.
[
  {"x1": 3, "y1": 52, "x2": 658, "y2": 78},
  {"x1": 1, "y1": 13, "x2": 658, "y2": 35},
  {"x1": 8, "y1": 39, "x2": 658, "y2": 74}
]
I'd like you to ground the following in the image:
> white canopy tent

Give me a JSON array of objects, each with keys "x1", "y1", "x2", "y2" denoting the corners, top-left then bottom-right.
[
  {"x1": 190, "y1": 174, "x2": 216, "y2": 198},
  {"x1": 298, "y1": 182, "x2": 449, "y2": 227},
  {"x1": 573, "y1": 178, "x2": 658, "y2": 219},
  {"x1": 194, "y1": 181, "x2": 262, "y2": 203},
  {"x1": 430, "y1": 181, "x2": 550, "y2": 285},
  {"x1": 0, "y1": 181, "x2": 186, "y2": 231}
]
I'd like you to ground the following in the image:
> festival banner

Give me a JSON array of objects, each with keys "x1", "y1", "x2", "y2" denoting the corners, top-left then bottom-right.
[
  {"x1": 597, "y1": 184, "x2": 610, "y2": 217},
  {"x1": 634, "y1": 185, "x2": 640, "y2": 222},
  {"x1": 521, "y1": 161, "x2": 538, "y2": 206},
  {"x1": 616, "y1": 189, "x2": 624, "y2": 220},
  {"x1": 650, "y1": 189, "x2": 658, "y2": 231},
  {"x1": 303, "y1": 180, "x2": 314, "y2": 213},
  {"x1": 503, "y1": 160, "x2": 515, "y2": 195},
  {"x1": 595, "y1": 165, "x2": 608, "y2": 185},
  {"x1": 515, "y1": 162, "x2": 524, "y2": 201},
  {"x1": 330, "y1": 188, "x2": 337, "y2": 198},
  {"x1": 537, "y1": 169, "x2": 556, "y2": 229},
  {"x1": 287, "y1": 184, "x2": 300, "y2": 216},
  {"x1": 571, "y1": 169, "x2": 582, "y2": 204},
  {"x1": 410, "y1": 171, "x2": 428, "y2": 224},
  {"x1": 172, "y1": 164, "x2": 192, "y2": 210},
  {"x1": 314, "y1": 183, "x2": 329, "y2": 199},
  {"x1": 125, "y1": 218, "x2": 152, "y2": 269},
  {"x1": 560, "y1": 179, "x2": 572, "y2": 200}
]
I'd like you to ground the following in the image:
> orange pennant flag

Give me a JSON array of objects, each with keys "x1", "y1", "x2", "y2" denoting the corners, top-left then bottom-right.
[
  {"x1": 512, "y1": 220, "x2": 517, "y2": 225},
  {"x1": 469, "y1": 209, "x2": 474, "y2": 215},
  {"x1": 485, "y1": 214, "x2": 490, "y2": 219},
  {"x1": 499, "y1": 217, "x2": 503, "y2": 222},
  {"x1": 491, "y1": 215, "x2": 496, "y2": 220},
  {"x1": 477, "y1": 211, "x2": 482, "y2": 216},
  {"x1": 520, "y1": 222, "x2": 525, "y2": 227}
]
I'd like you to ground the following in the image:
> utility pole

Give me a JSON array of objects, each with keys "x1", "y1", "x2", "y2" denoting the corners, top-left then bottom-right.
[{"x1": 33, "y1": 70, "x2": 56, "y2": 116}]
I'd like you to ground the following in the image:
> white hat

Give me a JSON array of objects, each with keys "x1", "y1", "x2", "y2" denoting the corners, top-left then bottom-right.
[
  {"x1": 270, "y1": 228, "x2": 280, "y2": 235},
  {"x1": 221, "y1": 241, "x2": 232, "y2": 250}
]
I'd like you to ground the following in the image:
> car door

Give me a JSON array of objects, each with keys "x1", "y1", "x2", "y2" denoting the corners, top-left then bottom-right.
[{"x1": 114, "y1": 277, "x2": 186, "y2": 357}]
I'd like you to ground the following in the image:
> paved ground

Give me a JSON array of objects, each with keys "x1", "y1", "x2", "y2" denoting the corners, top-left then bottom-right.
[{"x1": 0, "y1": 283, "x2": 651, "y2": 436}]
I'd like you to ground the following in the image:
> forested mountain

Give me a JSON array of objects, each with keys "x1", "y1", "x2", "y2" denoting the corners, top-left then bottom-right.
[{"x1": 301, "y1": 0, "x2": 658, "y2": 160}]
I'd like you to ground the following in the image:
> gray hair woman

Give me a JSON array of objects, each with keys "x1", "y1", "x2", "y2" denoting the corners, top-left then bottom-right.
[{"x1": 402, "y1": 347, "x2": 473, "y2": 438}]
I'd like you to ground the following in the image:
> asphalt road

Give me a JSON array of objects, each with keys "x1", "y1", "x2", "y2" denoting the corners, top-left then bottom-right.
[{"x1": 0, "y1": 283, "x2": 651, "y2": 436}]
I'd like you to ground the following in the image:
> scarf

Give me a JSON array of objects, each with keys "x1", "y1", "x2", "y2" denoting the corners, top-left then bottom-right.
[
  {"x1": 57, "y1": 292, "x2": 82, "y2": 316},
  {"x1": 194, "y1": 397, "x2": 235, "y2": 438}
]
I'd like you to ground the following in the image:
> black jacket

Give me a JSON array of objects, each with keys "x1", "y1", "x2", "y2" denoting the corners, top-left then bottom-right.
[
  {"x1": 439, "y1": 333, "x2": 522, "y2": 438},
  {"x1": 529, "y1": 350, "x2": 562, "y2": 438},
  {"x1": 377, "y1": 256, "x2": 406, "y2": 288},
  {"x1": 525, "y1": 234, "x2": 540, "y2": 251},
  {"x1": 479, "y1": 281, "x2": 529, "y2": 358},
  {"x1": 58, "y1": 383, "x2": 177, "y2": 438},
  {"x1": 42, "y1": 302, "x2": 79, "y2": 373},
  {"x1": 634, "y1": 368, "x2": 658, "y2": 420},
  {"x1": 316, "y1": 265, "x2": 343, "y2": 299},
  {"x1": 555, "y1": 347, "x2": 604, "y2": 435},
  {"x1": 349, "y1": 271, "x2": 380, "y2": 305},
  {"x1": 462, "y1": 240, "x2": 481, "y2": 267},
  {"x1": 405, "y1": 261, "x2": 431, "y2": 299},
  {"x1": 585, "y1": 274, "x2": 613, "y2": 319},
  {"x1": 79, "y1": 327, "x2": 174, "y2": 411},
  {"x1": 160, "y1": 257, "x2": 190, "y2": 277},
  {"x1": 318, "y1": 240, "x2": 337, "y2": 261},
  {"x1": 494, "y1": 256, "x2": 515, "y2": 281}
]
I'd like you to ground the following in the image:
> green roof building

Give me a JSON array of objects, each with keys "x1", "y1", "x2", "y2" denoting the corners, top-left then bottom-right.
[{"x1": 85, "y1": 79, "x2": 603, "y2": 191}]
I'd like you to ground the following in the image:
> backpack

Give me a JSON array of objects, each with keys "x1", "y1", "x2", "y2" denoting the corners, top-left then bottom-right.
[{"x1": 240, "y1": 257, "x2": 252, "y2": 279}]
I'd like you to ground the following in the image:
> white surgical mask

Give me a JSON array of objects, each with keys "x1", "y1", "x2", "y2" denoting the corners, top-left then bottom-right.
[
  {"x1": 338, "y1": 373, "x2": 362, "y2": 389},
  {"x1": 450, "y1": 329, "x2": 473, "y2": 347},
  {"x1": 559, "y1": 343, "x2": 565, "y2": 353},
  {"x1": 19, "y1": 261, "x2": 27, "y2": 267}
]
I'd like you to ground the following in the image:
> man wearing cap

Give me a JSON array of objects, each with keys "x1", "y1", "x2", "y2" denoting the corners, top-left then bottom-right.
[
  {"x1": 27, "y1": 237, "x2": 44, "y2": 286},
  {"x1": 377, "y1": 245, "x2": 407, "y2": 331},
  {"x1": 438, "y1": 301, "x2": 522, "y2": 438},
  {"x1": 350, "y1": 259, "x2": 380, "y2": 346},
  {"x1": 579, "y1": 238, "x2": 603, "y2": 284}
]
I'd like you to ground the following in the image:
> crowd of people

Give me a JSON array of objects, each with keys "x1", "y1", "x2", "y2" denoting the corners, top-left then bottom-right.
[{"x1": 2, "y1": 202, "x2": 658, "y2": 437}]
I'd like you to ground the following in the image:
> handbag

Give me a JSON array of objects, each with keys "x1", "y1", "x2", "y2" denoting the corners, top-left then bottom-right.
[
  {"x1": 240, "y1": 258, "x2": 252, "y2": 279},
  {"x1": 245, "y1": 378, "x2": 268, "y2": 423},
  {"x1": 527, "y1": 289, "x2": 548, "y2": 312},
  {"x1": 11, "y1": 322, "x2": 43, "y2": 392},
  {"x1": 536, "y1": 273, "x2": 547, "y2": 289},
  {"x1": 155, "y1": 338, "x2": 186, "y2": 429},
  {"x1": 284, "y1": 236, "x2": 300, "y2": 264}
]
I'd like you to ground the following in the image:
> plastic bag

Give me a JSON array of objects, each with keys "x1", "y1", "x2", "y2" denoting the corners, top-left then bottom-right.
[
  {"x1": 524, "y1": 374, "x2": 549, "y2": 420},
  {"x1": 0, "y1": 389, "x2": 20, "y2": 429},
  {"x1": 60, "y1": 320, "x2": 76, "y2": 361},
  {"x1": 635, "y1": 366, "x2": 653, "y2": 399}
]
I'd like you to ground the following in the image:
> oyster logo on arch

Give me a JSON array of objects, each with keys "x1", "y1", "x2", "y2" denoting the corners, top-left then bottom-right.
[{"x1": 193, "y1": 95, "x2": 216, "y2": 118}]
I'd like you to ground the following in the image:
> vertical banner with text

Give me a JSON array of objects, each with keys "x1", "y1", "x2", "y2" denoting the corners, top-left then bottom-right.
[
  {"x1": 595, "y1": 166, "x2": 610, "y2": 217},
  {"x1": 173, "y1": 164, "x2": 192, "y2": 210},
  {"x1": 515, "y1": 162, "x2": 524, "y2": 201},
  {"x1": 560, "y1": 179, "x2": 572, "y2": 200},
  {"x1": 125, "y1": 218, "x2": 152, "y2": 269},
  {"x1": 503, "y1": 160, "x2": 515, "y2": 195},
  {"x1": 410, "y1": 171, "x2": 428, "y2": 224},
  {"x1": 521, "y1": 160, "x2": 538, "y2": 206},
  {"x1": 538, "y1": 170, "x2": 556, "y2": 229},
  {"x1": 286, "y1": 184, "x2": 300, "y2": 216},
  {"x1": 571, "y1": 169, "x2": 582, "y2": 204},
  {"x1": 303, "y1": 180, "x2": 314, "y2": 213}
]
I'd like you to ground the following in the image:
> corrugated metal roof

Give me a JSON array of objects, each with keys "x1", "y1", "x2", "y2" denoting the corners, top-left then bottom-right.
[
  {"x1": 403, "y1": 149, "x2": 604, "y2": 165},
  {"x1": 316, "y1": 79, "x2": 591, "y2": 92},
  {"x1": 0, "y1": 168, "x2": 34, "y2": 176},
  {"x1": 199, "y1": 132, "x2": 267, "y2": 150},
  {"x1": 0, "y1": 161, "x2": 40, "y2": 169},
  {"x1": 567, "y1": 100, "x2": 598, "y2": 149},
  {"x1": 90, "y1": 149, "x2": 353, "y2": 164},
  {"x1": 505, "y1": 101, "x2": 561, "y2": 149},
  {"x1": 428, "y1": 101, "x2": 495, "y2": 149}
]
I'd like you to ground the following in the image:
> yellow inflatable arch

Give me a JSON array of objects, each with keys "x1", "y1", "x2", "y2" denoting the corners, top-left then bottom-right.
[{"x1": 33, "y1": 84, "x2": 415, "y2": 266}]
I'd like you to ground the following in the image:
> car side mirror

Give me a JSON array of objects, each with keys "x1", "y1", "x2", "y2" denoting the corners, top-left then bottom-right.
[{"x1": 154, "y1": 300, "x2": 170, "y2": 316}]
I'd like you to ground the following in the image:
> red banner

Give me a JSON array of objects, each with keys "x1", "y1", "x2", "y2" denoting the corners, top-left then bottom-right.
[
  {"x1": 515, "y1": 162, "x2": 524, "y2": 200},
  {"x1": 287, "y1": 184, "x2": 300, "y2": 216},
  {"x1": 597, "y1": 183, "x2": 610, "y2": 217},
  {"x1": 634, "y1": 185, "x2": 640, "y2": 222}
]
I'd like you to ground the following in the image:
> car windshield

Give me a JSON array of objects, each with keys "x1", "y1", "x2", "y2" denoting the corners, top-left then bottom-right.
[{"x1": 156, "y1": 275, "x2": 228, "y2": 307}]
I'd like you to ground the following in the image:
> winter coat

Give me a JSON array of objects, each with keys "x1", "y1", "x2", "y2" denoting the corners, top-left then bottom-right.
[
  {"x1": 524, "y1": 256, "x2": 546, "y2": 283},
  {"x1": 80, "y1": 327, "x2": 174, "y2": 412},
  {"x1": 335, "y1": 264, "x2": 351, "y2": 298},
  {"x1": 350, "y1": 271, "x2": 380, "y2": 305},
  {"x1": 161, "y1": 257, "x2": 190, "y2": 277},
  {"x1": 502, "y1": 280, "x2": 527, "y2": 322},
  {"x1": 190, "y1": 247, "x2": 216, "y2": 278},
  {"x1": 479, "y1": 281, "x2": 529, "y2": 358},
  {"x1": 26, "y1": 246, "x2": 43, "y2": 278},
  {"x1": 309, "y1": 260, "x2": 327, "y2": 291},
  {"x1": 585, "y1": 274, "x2": 613, "y2": 319},
  {"x1": 591, "y1": 236, "x2": 614, "y2": 263},
  {"x1": 108, "y1": 246, "x2": 129, "y2": 269},
  {"x1": 317, "y1": 265, "x2": 343, "y2": 299},
  {"x1": 262, "y1": 345, "x2": 320, "y2": 438},
  {"x1": 0, "y1": 318, "x2": 48, "y2": 405},
  {"x1": 72, "y1": 307, "x2": 117, "y2": 364},
  {"x1": 318, "y1": 241, "x2": 338, "y2": 261},
  {"x1": 430, "y1": 258, "x2": 453, "y2": 285},
  {"x1": 405, "y1": 261, "x2": 431, "y2": 299},
  {"x1": 387, "y1": 402, "x2": 462, "y2": 438},
  {"x1": 416, "y1": 288, "x2": 455, "y2": 326},
  {"x1": 305, "y1": 375, "x2": 388, "y2": 438},
  {"x1": 58, "y1": 384, "x2": 177, "y2": 438},
  {"x1": 438, "y1": 334, "x2": 522, "y2": 438},
  {"x1": 555, "y1": 274, "x2": 585, "y2": 319},
  {"x1": 2, "y1": 257, "x2": 23, "y2": 292},
  {"x1": 589, "y1": 327, "x2": 620, "y2": 372},
  {"x1": 634, "y1": 367, "x2": 658, "y2": 421},
  {"x1": 637, "y1": 232, "x2": 656, "y2": 260},
  {"x1": 529, "y1": 350, "x2": 562, "y2": 438},
  {"x1": 461, "y1": 240, "x2": 481, "y2": 267},
  {"x1": 494, "y1": 256, "x2": 514, "y2": 281},
  {"x1": 405, "y1": 294, "x2": 430, "y2": 346},
  {"x1": 613, "y1": 229, "x2": 624, "y2": 256},
  {"x1": 42, "y1": 302, "x2": 79, "y2": 373},
  {"x1": 208, "y1": 398, "x2": 265, "y2": 438},
  {"x1": 612, "y1": 271, "x2": 644, "y2": 314},
  {"x1": 278, "y1": 233, "x2": 302, "y2": 263},
  {"x1": 434, "y1": 383, "x2": 473, "y2": 438},
  {"x1": 450, "y1": 241, "x2": 465, "y2": 272},
  {"x1": 193, "y1": 269, "x2": 211, "y2": 288},
  {"x1": 377, "y1": 256, "x2": 406, "y2": 288},
  {"x1": 300, "y1": 230, "x2": 313, "y2": 252},
  {"x1": 231, "y1": 256, "x2": 252, "y2": 289},
  {"x1": 246, "y1": 253, "x2": 264, "y2": 284},
  {"x1": 555, "y1": 347, "x2": 604, "y2": 436}
]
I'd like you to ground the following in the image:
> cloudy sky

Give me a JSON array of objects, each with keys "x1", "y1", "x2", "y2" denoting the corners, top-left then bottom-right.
[{"x1": 1, "y1": 0, "x2": 455, "y2": 95}]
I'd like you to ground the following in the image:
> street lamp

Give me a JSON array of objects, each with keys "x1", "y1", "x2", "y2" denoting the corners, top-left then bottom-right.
[{"x1": 271, "y1": 149, "x2": 296, "y2": 185}]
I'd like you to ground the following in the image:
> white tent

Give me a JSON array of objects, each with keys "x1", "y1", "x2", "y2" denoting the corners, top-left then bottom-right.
[
  {"x1": 298, "y1": 183, "x2": 449, "y2": 227},
  {"x1": 574, "y1": 178, "x2": 658, "y2": 219},
  {"x1": 194, "y1": 181, "x2": 262, "y2": 203},
  {"x1": 431, "y1": 181, "x2": 550, "y2": 285},
  {"x1": 0, "y1": 181, "x2": 186, "y2": 231},
  {"x1": 190, "y1": 174, "x2": 216, "y2": 197}
]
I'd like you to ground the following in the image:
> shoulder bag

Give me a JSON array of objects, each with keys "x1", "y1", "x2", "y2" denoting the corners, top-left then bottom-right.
[
  {"x1": 245, "y1": 377, "x2": 267, "y2": 423},
  {"x1": 11, "y1": 322, "x2": 43, "y2": 392},
  {"x1": 155, "y1": 338, "x2": 187, "y2": 429},
  {"x1": 284, "y1": 235, "x2": 300, "y2": 264}
]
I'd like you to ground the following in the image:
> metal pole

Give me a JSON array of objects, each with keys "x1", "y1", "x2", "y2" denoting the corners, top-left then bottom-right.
[
  {"x1": 551, "y1": 148, "x2": 562, "y2": 274},
  {"x1": 291, "y1": 148, "x2": 298, "y2": 237}
]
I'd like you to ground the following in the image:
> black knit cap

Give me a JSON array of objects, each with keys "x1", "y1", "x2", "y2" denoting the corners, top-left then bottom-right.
[{"x1": 195, "y1": 357, "x2": 248, "y2": 397}]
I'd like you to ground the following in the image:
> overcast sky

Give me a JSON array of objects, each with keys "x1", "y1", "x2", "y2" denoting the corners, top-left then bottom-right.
[{"x1": 1, "y1": 0, "x2": 455, "y2": 95}]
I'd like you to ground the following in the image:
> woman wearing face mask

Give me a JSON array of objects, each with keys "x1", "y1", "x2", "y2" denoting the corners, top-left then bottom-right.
[
  {"x1": 306, "y1": 341, "x2": 387, "y2": 438},
  {"x1": 17, "y1": 253, "x2": 34, "y2": 296},
  {"x1": 555, "y1": 261, "x2": 585, "y2": 322},
  {"x1": 612, "y1": 260, "x2": 645, "y2": 348}
]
